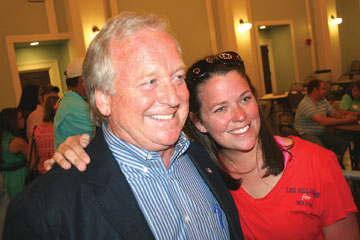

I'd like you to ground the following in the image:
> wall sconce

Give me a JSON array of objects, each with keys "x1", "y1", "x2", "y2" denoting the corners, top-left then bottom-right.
[
  {"x1": 238, "y1": 19, "x2": 252, "y2": 32},
  {"x1": 330, "y1": 15, "x2": 342, "y2": 25},
  {"x1": 92, "y1": 25, "x2": 100, "y2": 33}
]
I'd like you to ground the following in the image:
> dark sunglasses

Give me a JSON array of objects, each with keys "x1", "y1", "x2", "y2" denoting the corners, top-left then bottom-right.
[{"x1": 187, "y1": 51, "x2": 245, "y2": 81}]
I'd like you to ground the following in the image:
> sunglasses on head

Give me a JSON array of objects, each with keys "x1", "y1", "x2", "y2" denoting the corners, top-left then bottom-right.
[{"x1": 187, "y1": 51, "x2": 245, "y2": 81}]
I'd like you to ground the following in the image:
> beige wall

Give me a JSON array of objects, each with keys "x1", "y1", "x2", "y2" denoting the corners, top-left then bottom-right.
[
  {"x1": 0, "y1": 0, "x2": 49, "y2": 109},
  {"x1": 337, "y1": 0, "x2": 360, "y2": 73},
  {"x1": 114, "y1": 0, "x2": 213, "y2": 67},
  {"x1": 251, "y1": 0, "x2": 313, "y2": 86},
  {"x1": 1, "y1": 0, "x2": 352, "y2": 111}
]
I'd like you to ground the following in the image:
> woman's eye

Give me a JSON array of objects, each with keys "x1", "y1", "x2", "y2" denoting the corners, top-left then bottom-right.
[
  {"x1": 241, "y1": 96, "x2": 251, "y2": 103},
  {"x1": 148, "y1": 79, "x2": 156, "y2": 85}
]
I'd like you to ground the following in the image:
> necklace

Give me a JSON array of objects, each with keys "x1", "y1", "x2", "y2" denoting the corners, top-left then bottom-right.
[{"x1": 223, "y1": 146, "x2": 259, "y2": 175}]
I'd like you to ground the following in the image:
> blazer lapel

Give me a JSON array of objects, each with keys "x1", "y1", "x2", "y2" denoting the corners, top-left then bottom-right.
[
  {"x1": 187, "y1": 141, "x2": 244, "y2": 240},
  {"x1": 85, "y1": 129, "x2": 154, "y2": 239}
]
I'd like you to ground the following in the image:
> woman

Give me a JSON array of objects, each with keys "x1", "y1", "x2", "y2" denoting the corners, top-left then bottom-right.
[
  {"x1": 184, "y1": 52, "x2": 358, "y2": 239},
  {"x1": 0, "y1": 108, "x2": 28, "y2": 200},
  {"x1": 46, "y1": 52, "x2": 359, "y2": 239},
  {"x1": 339, "y1": 80, "x2": 360, "y2": 170},
  {"x1": 28, "y1": 95, "x2": 59, "y2": 174},
  {"x1": 340, "y1": 80, "x2": 360, "y2": 114}
]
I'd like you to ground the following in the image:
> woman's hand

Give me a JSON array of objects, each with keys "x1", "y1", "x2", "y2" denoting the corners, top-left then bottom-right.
[{"x1": 44, "y1": 134, "x2": 91, "y2": 172}]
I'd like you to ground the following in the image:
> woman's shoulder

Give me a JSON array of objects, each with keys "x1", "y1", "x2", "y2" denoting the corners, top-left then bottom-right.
[{"x1": 274, "y1": 136, "x2": 293, "y2": 148}]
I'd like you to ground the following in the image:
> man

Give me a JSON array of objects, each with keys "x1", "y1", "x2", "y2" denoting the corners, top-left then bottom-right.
[
  {"x1": 26, "y1": 84, "x2": 59, "y2": 141},
  {"x1": 54, "y1": 57, "x2": 96, "y2": 149},
  {"x1": 4, "y1": 12, "x2": 243, "y2": 239},
  {"x1": 294, "y1": 79, "x2": 357, "y2": 167}
]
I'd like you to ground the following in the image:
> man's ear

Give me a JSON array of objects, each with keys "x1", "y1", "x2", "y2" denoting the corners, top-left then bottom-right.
[
  {"x1": 95, "y1": 90, "x2": 111, "y2": 116},
  {"x1": 189, "y1": 112, "x2": 208, "y2": 133}
]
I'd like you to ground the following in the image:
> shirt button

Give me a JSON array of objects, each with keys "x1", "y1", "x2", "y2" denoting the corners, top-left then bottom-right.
[
  {"x1": 143, "y1": 167, "x2": 149, "y2": 173},
  {"x1": 146, "y1": 154, "x2": 152, "y2": 160},
  {"x1": 184, "y1": 216, "x2": 190, "y2": 223}
]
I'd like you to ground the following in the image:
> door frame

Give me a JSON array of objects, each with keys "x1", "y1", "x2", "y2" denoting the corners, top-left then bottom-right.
[
  {"x1": 260, "y1": 39, "x2": 277, "y2": 93},
  {"x1": 254, "y1": 20, "x2": 300, "y2": 95}
]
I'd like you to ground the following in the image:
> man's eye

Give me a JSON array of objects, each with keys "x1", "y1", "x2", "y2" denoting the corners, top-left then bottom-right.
[
  {"x1": 215, "y1": 106, "x2": 225, "y2": 113},
  {"x1": 176, "y1": 75, "x2": 185, "y2": 80},
  {"x1": 148, "y1": 79, "x2": 156, "y2": 85}
]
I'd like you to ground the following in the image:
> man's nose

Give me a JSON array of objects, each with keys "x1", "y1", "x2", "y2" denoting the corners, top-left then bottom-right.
[{"x1": 157, "y1": 81, "x2": 180, "y2": 107}]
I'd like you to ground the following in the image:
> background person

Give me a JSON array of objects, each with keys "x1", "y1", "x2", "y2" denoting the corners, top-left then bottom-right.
[
  {"x1": 26, "y1": 84, "x2": 59, "y2": 143},
  {"x1": 0, "y1": 108, "x2": 28, "y2": 200},
  {"x1": 54, "y1": 57, "x2": 96, "y2": 149},
  {"x1": 339, "y1": 80, "x2": 360, "y2": 169},
  {"x1": 294, "y1": 79, "x2": 357, "y2": 168},
  {"x1": 28, "y1": 96, "x2": 59, "y2": 174},
  {"x1": 17, "y1": 85, "x2": 39, "y2": 124},
  {"x1": 340, "y1": 80, "x2": 360, "y2": 114}
]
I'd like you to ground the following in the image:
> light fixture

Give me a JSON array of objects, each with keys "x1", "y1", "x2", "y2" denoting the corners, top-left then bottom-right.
[
  {"x1": 330, "y1": 15, "x2": 342, "y2": 25},
  {"x1": 30, "y1": 42, "x2": 39, "y2": 46},
  {"x1": 238, "y1": 19, "x2": 252, "y2": 32},
  {"x1": 259, "y1": 25, "x2": 266, "y2": 30},
  {"x1": 92, "y1": 25, "x2": 100, "y2": 33}
]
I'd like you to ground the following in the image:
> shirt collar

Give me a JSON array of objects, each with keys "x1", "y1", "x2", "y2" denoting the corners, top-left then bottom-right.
[{"x1": 102, "y1": 124, "x2": 190, "y2": 167}]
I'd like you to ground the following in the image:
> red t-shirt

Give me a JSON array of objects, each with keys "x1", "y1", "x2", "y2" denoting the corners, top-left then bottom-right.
[{"x1": 230, "y1": 136, "x2": 357, "y2": 240}]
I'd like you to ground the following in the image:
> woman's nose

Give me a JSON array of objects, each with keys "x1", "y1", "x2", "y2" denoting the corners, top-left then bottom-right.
[{"x1": 232, "y1": 105, "x2": 246, "y2": 122}]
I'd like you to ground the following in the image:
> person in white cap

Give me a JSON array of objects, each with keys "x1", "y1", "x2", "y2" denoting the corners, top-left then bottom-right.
[{"x1": 53, "y1": 57, "x2": 96, "y2": 149}]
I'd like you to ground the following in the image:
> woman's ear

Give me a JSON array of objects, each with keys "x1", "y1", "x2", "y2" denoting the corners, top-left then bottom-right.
[
  {"x1": 95, "y1": 90, "x2": 111, "y2": 116},
  {"x1": 189, "y1": 112, "x2": 208, "y2": 133}
]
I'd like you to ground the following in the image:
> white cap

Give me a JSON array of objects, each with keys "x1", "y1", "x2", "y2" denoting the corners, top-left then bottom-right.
[{"x1": 66, "y1": 57, "x2": 84, "y2": 78}]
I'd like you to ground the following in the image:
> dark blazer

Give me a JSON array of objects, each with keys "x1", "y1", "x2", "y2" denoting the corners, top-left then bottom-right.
[{"x1": 4, "y1": 129, "x2": 243, "y2": 240}]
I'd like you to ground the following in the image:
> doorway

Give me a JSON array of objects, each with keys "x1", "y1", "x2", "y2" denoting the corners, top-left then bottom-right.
[
  {"x1": 19, "y1": 70, "x2": 50, "y2": 89},
  {"x1": 255, "y1": 22, "x2": 299, "y2": 95}
]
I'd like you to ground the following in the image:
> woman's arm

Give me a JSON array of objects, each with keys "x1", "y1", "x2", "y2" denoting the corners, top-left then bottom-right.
[
  {"x1": 9, "y1": 137, "x2": 28, "y2": 157},
  {"x1": 323, "y1": 213, "x2": 359, "y2": 240}
]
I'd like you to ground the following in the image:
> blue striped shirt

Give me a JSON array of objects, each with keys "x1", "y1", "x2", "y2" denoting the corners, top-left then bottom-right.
[
  {"x1": 294, "y1": 95, "x2": 334, "y2": 135},
  {"x1": 102, "y1": 125, "x2": 230, "y2": 240}
]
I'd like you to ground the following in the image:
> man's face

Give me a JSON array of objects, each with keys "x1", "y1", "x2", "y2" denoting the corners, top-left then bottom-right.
[
  {"x1": 103, "y1": 29, "x2": 189, "y2": 157},
  {"x1": 316, "y1": 82, "x2": 327, "y2": 101}
]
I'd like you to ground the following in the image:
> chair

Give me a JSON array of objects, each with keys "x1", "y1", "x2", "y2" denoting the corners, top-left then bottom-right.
[
  {"x1": 287, "y1": 90, "x2": 304, "y2": 115},
  {"x1": 351, "y1": 60, "x2": 360, "y2": 73},
  {"x1": 289, "y1": 82, "x2": 304, "y2": 92},
  {"x1": 278, "y1": 90, "x2": 303, "y2": 137}
]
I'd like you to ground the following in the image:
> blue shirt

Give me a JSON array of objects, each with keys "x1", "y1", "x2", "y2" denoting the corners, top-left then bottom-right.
[
  {"x1": 54, "y1": 91, "x2": 95, "y2": 149},
  {"x1": 102, "y1": 125, "x2": 230, "y2": 240},
  {"x1": 294, "y1": 95, "x2": 334, "y2": 135}
]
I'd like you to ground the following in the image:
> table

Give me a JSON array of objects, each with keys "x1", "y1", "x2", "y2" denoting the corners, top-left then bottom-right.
[
  {"x1": 332, "y1": 122, "x2": 360, "y2": 132},
  {"x1": 259, "y1": 92, "x2": 288, "y2": 101},
  {"x1": 333, "y1": 122, "x2": 360, "y2": 170}
]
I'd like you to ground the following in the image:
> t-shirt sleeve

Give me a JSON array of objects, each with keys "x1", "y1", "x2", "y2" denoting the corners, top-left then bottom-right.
[
  {"x1": 339, "y1": 94, "x2": 352, "y2": 111},
  {"x1": 321, "y1": 152, "x2": 358, "y2": 227}
]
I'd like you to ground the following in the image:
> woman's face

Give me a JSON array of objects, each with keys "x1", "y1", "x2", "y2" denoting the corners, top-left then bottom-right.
[
  {"x1": 352, "y1": 86, "x2": 360, "y2": 100},
  {"x1": 17, "y1": 111, "x2": 25, "y2": 130},
  {"x1": 192, "y1": 70, "x2": 260, "y2": 152}
]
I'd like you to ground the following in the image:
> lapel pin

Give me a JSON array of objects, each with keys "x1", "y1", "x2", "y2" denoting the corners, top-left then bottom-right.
[{"x1": 205, "y1": 168, "x2": 213, "y2": 174}]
